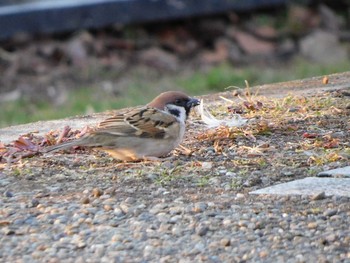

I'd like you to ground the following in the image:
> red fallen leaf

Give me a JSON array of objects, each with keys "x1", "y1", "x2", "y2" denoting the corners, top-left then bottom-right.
[
  {"x1": 13, "y1": 136, "x2": 38, "y2": 151},
  {"x1": 56, "y1": 126, "x2": 71, "y2": 144},
  {"x1": 302, "y1": 132, "x2": 319, "y2": 139},
  {"x1": 242, "y1": 101, "x2": 263, "y2": 111},
  {"x1": 78, "y1": 126, "x2": 91, "y2": 137},
  {"x1": 256, "y1": 101, "x2": 263, "y2": 109},
  {"x1": 227, "y1": 106, "x2": 244, "y2": 114},
  {"x1": 323, "y1": 138, "x2": 339, "y2": 149},
  {"x1": 243, "y1": 101, "x2": 255, "y2": 110}
]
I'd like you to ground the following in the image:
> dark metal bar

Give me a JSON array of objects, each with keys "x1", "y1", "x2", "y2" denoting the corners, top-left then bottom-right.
[{"x1": 0, "y1": 0, "x2": 287, "y2": 40}]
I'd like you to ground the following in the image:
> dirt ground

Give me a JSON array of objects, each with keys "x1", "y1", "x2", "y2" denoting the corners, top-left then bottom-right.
[{"x1": 1, "y1": 72, "x2": 349, "y2": 197}]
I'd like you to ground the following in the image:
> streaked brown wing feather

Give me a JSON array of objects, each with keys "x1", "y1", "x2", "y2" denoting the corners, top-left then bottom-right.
[{"x1": 94, "y1": 107, "x2": 177, "y2": 138}]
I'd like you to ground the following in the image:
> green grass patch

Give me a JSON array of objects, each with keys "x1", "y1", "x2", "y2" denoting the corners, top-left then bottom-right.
[{"x1": 1, "y1": 57, "x2": 349, "y2": 128}]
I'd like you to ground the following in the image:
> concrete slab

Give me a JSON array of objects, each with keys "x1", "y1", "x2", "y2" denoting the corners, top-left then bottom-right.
[
  {"x1": 250, "y1": 177, "x2": 350, "y2": 197},
  {"x1": 318, "y1": 166, "x2": 350, "y2": 178}
]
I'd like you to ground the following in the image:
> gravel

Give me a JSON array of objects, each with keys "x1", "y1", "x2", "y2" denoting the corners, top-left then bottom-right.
[
  {"x1": 1, "y1": 174, "x2": 350, "y2": 262},
  {"x1": 1, "y1": 84, "x2": 350, "y2": 261}
]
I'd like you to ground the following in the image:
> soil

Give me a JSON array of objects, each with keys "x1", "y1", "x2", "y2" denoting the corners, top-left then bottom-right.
[{"x1": 1, "y1": 72, "x2": 350, "y2": 196}]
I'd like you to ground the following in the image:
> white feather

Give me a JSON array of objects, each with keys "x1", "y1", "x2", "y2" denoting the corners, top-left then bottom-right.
[{"x1": 197, "y1": 99, "x2": 247, "y2": 128}]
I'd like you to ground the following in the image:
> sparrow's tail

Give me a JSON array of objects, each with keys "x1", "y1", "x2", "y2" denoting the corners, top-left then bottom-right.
[{"x1": 44, "y1": 139, "x2": 84, "y2": 153}]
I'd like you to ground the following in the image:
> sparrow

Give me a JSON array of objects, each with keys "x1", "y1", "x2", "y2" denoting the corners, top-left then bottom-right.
[{"x1": 45, "y1": 91, "x2": 200, "y2": 161}]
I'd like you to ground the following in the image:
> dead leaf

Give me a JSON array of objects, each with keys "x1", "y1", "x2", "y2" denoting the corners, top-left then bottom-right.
[
  {"x1": 13, "y1": 136, "x2": 38, "y2": 151},
  {"x1": 57, "y1": 126, "x2": 71, "y2": 144},
  {"x1": 303, "y1": 132, "x2": 319, "y2": 139},
  {"x1": 322, "y1": 76, "x2": 329, "y2": 84}
]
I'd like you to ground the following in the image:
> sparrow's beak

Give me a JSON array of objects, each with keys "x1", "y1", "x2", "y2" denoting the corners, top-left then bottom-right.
[{"x1": 187, "y1": 98, "x2": 200, "y2": 108}]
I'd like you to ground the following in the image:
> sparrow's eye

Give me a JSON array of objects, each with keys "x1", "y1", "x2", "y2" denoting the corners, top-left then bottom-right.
[{"x1": 174, "y1": 99, "x2": 182, "y2": 105}]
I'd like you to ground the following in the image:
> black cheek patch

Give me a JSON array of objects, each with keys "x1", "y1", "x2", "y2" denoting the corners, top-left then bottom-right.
[{"x1": 168, "y1": 108, "x2": 180, "y2": 118}]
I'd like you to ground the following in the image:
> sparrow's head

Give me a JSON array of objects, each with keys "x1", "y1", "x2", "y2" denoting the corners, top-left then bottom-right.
[{"x1": 148, "y1": 91, "x2": 200, "y2": 119}]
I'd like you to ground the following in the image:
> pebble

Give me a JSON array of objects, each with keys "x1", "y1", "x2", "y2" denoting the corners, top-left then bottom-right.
[
  {"x1": 235, "y1": 193, "x2": 245, "y2": 199},
  {"x1": 113, "y1": 207, "x2": 124, "y2": 217},
  {"x1": 307, "y1": 222, "x2": 318, "y2": 229},
  {"x1": 119, "y1": 203, "x2": 131, "y2": 214},
  {"x1": 92, "y1": 188, "x2": 103, "y2": 198},
  {"x1": 2, "y1": 175, "x2": 350, "y2": 263},
  {"x1": 220, "y1": 238, "x2": 231, "y2": 246},
  {"x1": 225, "y1": 171, "x2": 237, "y2": 177},
  {"x1": 81, "y1": 197, "x2": 90, "y2": 204},
  {"x1": 311, "y1": 192, "x2": 326, "y2": 200},
  {"x1": 196, "y1": 224, "x2": 209, "y2": 236},
  {"x1": 201, "y1": 162, "x2": 213, "y2": 170},
  {"x1": 193, "y1": 202, "x2": 207, "y2": 213},
  {"x1": 4, "y1": 190, "x2": 13, "y2": 198},
  {"x1": 31, "y1": 198, "x2": 40, "y2": 207},
  {"x1": 324, "y1": 209, "x2": 337, "y2": 217}
]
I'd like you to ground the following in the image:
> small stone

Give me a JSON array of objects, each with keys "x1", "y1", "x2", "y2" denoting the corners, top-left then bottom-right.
[
  {"x1": 31, "y1": 199, "x2": 40, "y2": 207},
  {"x1": 76, "y1": 242, "x2": 86, "y2": 249},
  {"x1": 4, "y1": 190, "x2": 13, "y2": 198},
  {"x1": 201, "y1": 162, "x2": 213, "y2": 170},
  {"x1": 238, "y1": 220, "x2": 248, "y2": 227},
  {"x1": 146, "y1": 173, "x2": 158, "y2": 180},
  {"x1": 196, "y1": 224, "x2": 209, "y2": 236},
  {"x1": 0, "y1": 220, "x2": 10, "y2": 226},
  {"x1": 220, "y1": 238, "x2": 230, "y2": 246},
  {"x1": 111, "y1": 234, "x2": 123, "y2": 242},
  {"x1": 169, "y1": 215, "x2": 181, "y2": 224},
  {"x1": 324, "y1": 209, "x2": 337, "y2": 217},
  {"x1": 208, "y1": 177, "x2": 220, "y2": 185},
  {"x1": 92, "y1": 188, "x2": 103, "y2": 198},
  {"x1": 225, "y1": 171, "x2": 237, "y2": 177},
  {"x1": 222, "y1": 219, "x2": 232, "y2": 226},
  {"x1": 281, "y1": 171, "x2": 294, "y2": 177},
  {"x1": 104, "y1": 187, "x2": 117, "y2": 196},
  {"x1": 331, "y1": 132, "x2": 345, "y2": 138},
  {"x1": 311, "y1": 192, "x2": 326, "y2": 200},
  {"x1": 119, "y1": 203, "x2": 130, "y2": 214},
  {"x1": 235, "y1": 193, "x2": 245, "y2": 199},
  {"x1": 81, "y1": 197, "x2": 90, "y2": 204},
  {"x1": 171, "y1": 226, "x2": 182, "y2": 236},
  {"x1": 325, "y1": 234, "x2": 337, "y2": 242},
  {"x1": 3, "y1": 228, "x2": 15, "y2": 235},
  {"x1": 307, "y1": 222, "x2": 318, "y2": 229},
  {"x1": 169, "y1": 206, "x2": 182, "y2": 215},
  {"x1": 124, "y1": 197, "x2": 136, "y2": 204},
  {"x1": 218, "y1": 169, "x2": 227, "y2": 175},
  {"x1": 104, "y1": 205, "x2": 113, "y2": 211},
  {"x1": 259, "y1": 250, "x2": 268, "y2": 258},
  {"x1": 193, "y1": 202, "x2": 207, "y2": 213}
]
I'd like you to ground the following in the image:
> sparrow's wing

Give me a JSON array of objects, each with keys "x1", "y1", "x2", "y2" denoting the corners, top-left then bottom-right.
[{"x1": 95, "y1": 107, "x2": 178, "y2": 138}]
